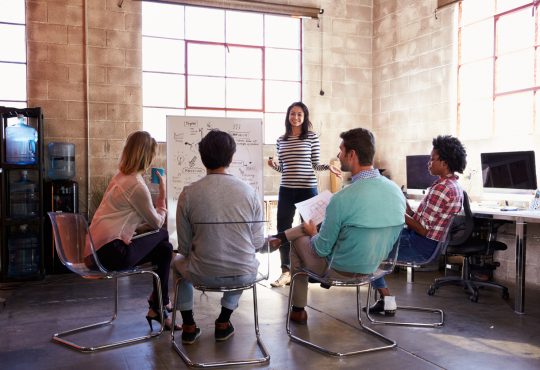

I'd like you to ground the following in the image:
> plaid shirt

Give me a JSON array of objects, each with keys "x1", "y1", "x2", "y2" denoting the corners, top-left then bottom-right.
[{"x1": 414, "y1": 175, "x2": 463, "y2": 241}]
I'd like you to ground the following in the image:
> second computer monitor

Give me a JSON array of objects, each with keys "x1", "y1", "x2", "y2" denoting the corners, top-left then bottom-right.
[
  {"x1": 481, "y1": 150, "x2": 537, "y2": 194},
  {"x1": 406, "y1": 155, "x2": 438, "y2": 195}
]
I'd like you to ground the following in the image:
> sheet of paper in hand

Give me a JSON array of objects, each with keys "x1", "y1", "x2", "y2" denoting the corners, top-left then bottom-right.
[{"x1": 295, "y1": 190, "x2": 333, "y2": 226}]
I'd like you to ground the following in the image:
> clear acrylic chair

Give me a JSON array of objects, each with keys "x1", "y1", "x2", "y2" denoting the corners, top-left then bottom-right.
[
  {"x1": 364, "y1": 221, "x2": 455, "y2": 328},
  {"x1": 286, "y1": 225, "x2": 402, "y2": 357},
  {"x1": 48, "y1": 212, "x2": 164, "y2": 352},
  {"x1": 171, "y1": 238, "x2": 271, "y2": 368}
]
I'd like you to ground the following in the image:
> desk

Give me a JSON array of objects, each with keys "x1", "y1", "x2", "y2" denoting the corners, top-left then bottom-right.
[
  {"x1": 408, "y1": 199, "x2": 540, "y2": 314},
  {"x1": 468, "y1": 204, "x2": 540, "y2": 314}
]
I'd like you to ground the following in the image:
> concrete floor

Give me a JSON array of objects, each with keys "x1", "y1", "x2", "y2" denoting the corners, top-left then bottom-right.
[{"x1": 1, "y1": 267, "x2": 540, "y2": 370}]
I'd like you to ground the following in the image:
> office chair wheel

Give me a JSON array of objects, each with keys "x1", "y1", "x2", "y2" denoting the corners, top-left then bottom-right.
[
  {"x1": 427, "y1": 285, "x2": 436, "y2": 296},
  {"x1": 502, "y1": 289, "x2": 510, "y2": 300},
  {"x1": 469, "y1": 290, "x2": 479, "y2": 303}
]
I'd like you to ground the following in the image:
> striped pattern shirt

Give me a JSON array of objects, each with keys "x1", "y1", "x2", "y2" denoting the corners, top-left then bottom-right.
[
  {"x1": 414, "y1": 175, "x2": 463, "y2": 241},
  {"x1": 273, "y1": 132, "x2": 329, "y2": 188}
]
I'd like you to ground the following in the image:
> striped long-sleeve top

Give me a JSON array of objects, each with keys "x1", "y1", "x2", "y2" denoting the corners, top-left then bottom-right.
[{"x1": 272, "y1": 131, "x2": 330, "y2": 188}]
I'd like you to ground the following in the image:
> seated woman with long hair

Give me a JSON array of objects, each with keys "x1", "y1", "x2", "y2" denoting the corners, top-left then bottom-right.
[{"x1": 89, "y1": 131, "x2": 176, "y2": 330}]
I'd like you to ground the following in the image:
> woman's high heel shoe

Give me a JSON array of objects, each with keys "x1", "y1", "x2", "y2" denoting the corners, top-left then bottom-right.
[
  {"x1": 146, "y1": 313, "x2": 159, "y2": 331},
  {"x1": 147, "y1": 298, "x2": 173, "y2": 313},
  {"x1": 146, "y1": 309, "x2": 181, "y2": 331}
]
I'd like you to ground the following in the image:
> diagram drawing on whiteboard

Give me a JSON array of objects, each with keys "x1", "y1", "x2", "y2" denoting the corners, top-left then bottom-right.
[{"x1": 166, "y1": 116, "x2": 264, "y2": 248}]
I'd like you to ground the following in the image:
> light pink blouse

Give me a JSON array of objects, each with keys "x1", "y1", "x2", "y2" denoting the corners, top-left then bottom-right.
[{"x1": 88, "y1": 172, "x2": 167, "y2": 254}]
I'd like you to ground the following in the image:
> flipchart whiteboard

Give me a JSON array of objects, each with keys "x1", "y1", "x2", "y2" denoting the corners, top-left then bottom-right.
[{"x1": 166, "y1": 115, "x2": 264, "y2": 248}]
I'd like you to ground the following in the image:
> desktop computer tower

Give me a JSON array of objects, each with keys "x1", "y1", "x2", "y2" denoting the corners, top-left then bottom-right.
[{"x1": 44, "y1": 180, "x2": 79, "y2": 274}]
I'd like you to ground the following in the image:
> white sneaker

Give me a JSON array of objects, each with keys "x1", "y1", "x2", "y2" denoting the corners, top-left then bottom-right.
[
  {"x1": 383, "y1": 296, "x2": 397, "y2": 316},
  {"x1": 270, "y1": 272, "x2": 291, "y2": 287}
]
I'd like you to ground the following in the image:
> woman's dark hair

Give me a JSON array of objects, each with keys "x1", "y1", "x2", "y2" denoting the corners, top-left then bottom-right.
[
  {"x1": 198, "y1": 129, "x2": 236, "y2": 170},
  {"x1": 432, "y1": 135, "x2": 467, "y2": 173},
  {"x1": 283, "y1": 101, "x2": 312, "y2": 140},
  {"x1": 340, "y1": 128, "x2": 375, "y2": 165}
]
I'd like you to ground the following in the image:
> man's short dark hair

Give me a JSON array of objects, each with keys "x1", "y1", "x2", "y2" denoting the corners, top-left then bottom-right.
[
  {"x1": 432, "y1": 135, "x2": 467, "y2": 173},
  {"x1": 198, "y1": 129, "x2": 236, "y2": 170},
  {"x1": 340, "y1": 128, "x2": 375, "y2": 165}
]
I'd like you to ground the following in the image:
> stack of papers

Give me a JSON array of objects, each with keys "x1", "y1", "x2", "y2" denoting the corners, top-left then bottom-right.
[{"x1": 294, "y1": 190, "x2": 333, "y2": 225}]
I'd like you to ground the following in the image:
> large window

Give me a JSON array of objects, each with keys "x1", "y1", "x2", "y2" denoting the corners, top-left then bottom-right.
[
  {"x1": 142, "y1": 2, "x2": 302, "y2": 143},
  {"x1": 458, "y1": 1, "x2": 540, "y2": 139},
  {"x1": 0, "y1": 0, "x2": 27, "y2": 108}
]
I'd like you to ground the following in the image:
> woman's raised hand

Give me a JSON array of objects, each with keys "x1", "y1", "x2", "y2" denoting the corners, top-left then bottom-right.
[
  {"x1": 155, "y1": 172, "x2": 167, "y2": 210},
  {"x1": 156, "y1": 171, "x2": 166, "y2": 194}
]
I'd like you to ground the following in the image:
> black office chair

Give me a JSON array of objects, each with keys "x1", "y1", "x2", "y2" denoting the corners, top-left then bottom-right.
[{"x1": 428, "y1": 191, "x2": 510, "y2": 302}]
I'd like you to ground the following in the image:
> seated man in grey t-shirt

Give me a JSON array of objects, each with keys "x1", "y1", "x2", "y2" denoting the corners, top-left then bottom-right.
[{"x1": 172, "y1": 129, "x2": 267, "y2": 345}]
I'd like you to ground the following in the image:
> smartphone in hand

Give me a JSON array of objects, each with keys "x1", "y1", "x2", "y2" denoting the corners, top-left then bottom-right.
[{"x1": 151, "y1": 167, "x2": 165, "y2": 184}]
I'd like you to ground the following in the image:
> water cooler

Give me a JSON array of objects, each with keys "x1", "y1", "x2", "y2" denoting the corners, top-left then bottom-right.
[{"x1": 44, "y1": 142, "x2": 78, "y2": 274}]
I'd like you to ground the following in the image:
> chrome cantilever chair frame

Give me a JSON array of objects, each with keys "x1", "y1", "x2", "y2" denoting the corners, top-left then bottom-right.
[
  {"x1": 170, "y1": 240, "x2": 271, "y2": 368},
  {"x1": 48, "y1": 212, "x2": 164, "y2": 352},
  {"x1": 364, "y1": 271, "x2": 444, "y2": 328},
  {"x1": 364, "y1": 220, "x2": 456, "y2": 328},
  {"x1": 286, "y1": 226, "x2": 402, "y2": 357}
]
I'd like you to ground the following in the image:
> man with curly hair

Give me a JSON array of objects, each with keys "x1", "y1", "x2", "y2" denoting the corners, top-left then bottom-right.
[{"x1": 366, "y1": 135, "x2": 467, "y2": 316}]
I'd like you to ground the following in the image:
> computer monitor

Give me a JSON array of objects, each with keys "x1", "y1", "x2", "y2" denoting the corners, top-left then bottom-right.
[
  {"x1": 481, "y1": 151, "x2": 537, "y2": 195},
  {"x1": 406, "y1": 155, "x2": 438, "y2": 195}
]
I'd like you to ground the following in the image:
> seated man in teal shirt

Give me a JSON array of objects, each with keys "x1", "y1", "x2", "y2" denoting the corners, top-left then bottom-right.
[{"x1": 284, "y1": 127, "x2": 406, "y2": 324}]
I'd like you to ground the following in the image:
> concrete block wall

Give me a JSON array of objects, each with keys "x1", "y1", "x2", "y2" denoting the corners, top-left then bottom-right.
[
  {"x1": 27, "y1": 0, "x2": 143, "y2": 215},
  {"x1": 263, "y1": 0, "x2": 373, "y2": 195},
  {"x1": 27, "y1": 0, "x2": 372, "y2": 210},
  {"x1": 371, "y1": 0, "x2": 540, "y2": 287},
  {"x1": 372, "y1": 0, "x2": 457, "y2": 187},
  {"x1": 27, "y1": 0, "x2": 87, "y2": 205}
]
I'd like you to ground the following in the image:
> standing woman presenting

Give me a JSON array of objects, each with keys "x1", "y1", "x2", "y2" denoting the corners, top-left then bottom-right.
[
  {"x1": 267, "y1": 102, "x2": 341, "y2": 287},
  {"x1": 89, "y1": 131, "x2": 177, "y2": 330}
]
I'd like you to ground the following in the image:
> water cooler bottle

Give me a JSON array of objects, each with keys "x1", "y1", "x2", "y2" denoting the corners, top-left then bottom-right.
[{"x1": 44, "y1": 142, "x2": 78, "y2": 274}]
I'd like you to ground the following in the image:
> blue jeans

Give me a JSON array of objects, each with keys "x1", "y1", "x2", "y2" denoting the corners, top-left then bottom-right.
[
  {"x1": 371, "y1": 228, "x2": 438, "y2": 289},
  {"x1": 276, "y1": 186, "x2": 318, "y2": 270},
  {"x1": 177, "y1": 274, "x2": 257, "y2": 311},
  {"x1": 172, "y1": 255, "x2": 257, "y2": 311}
]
